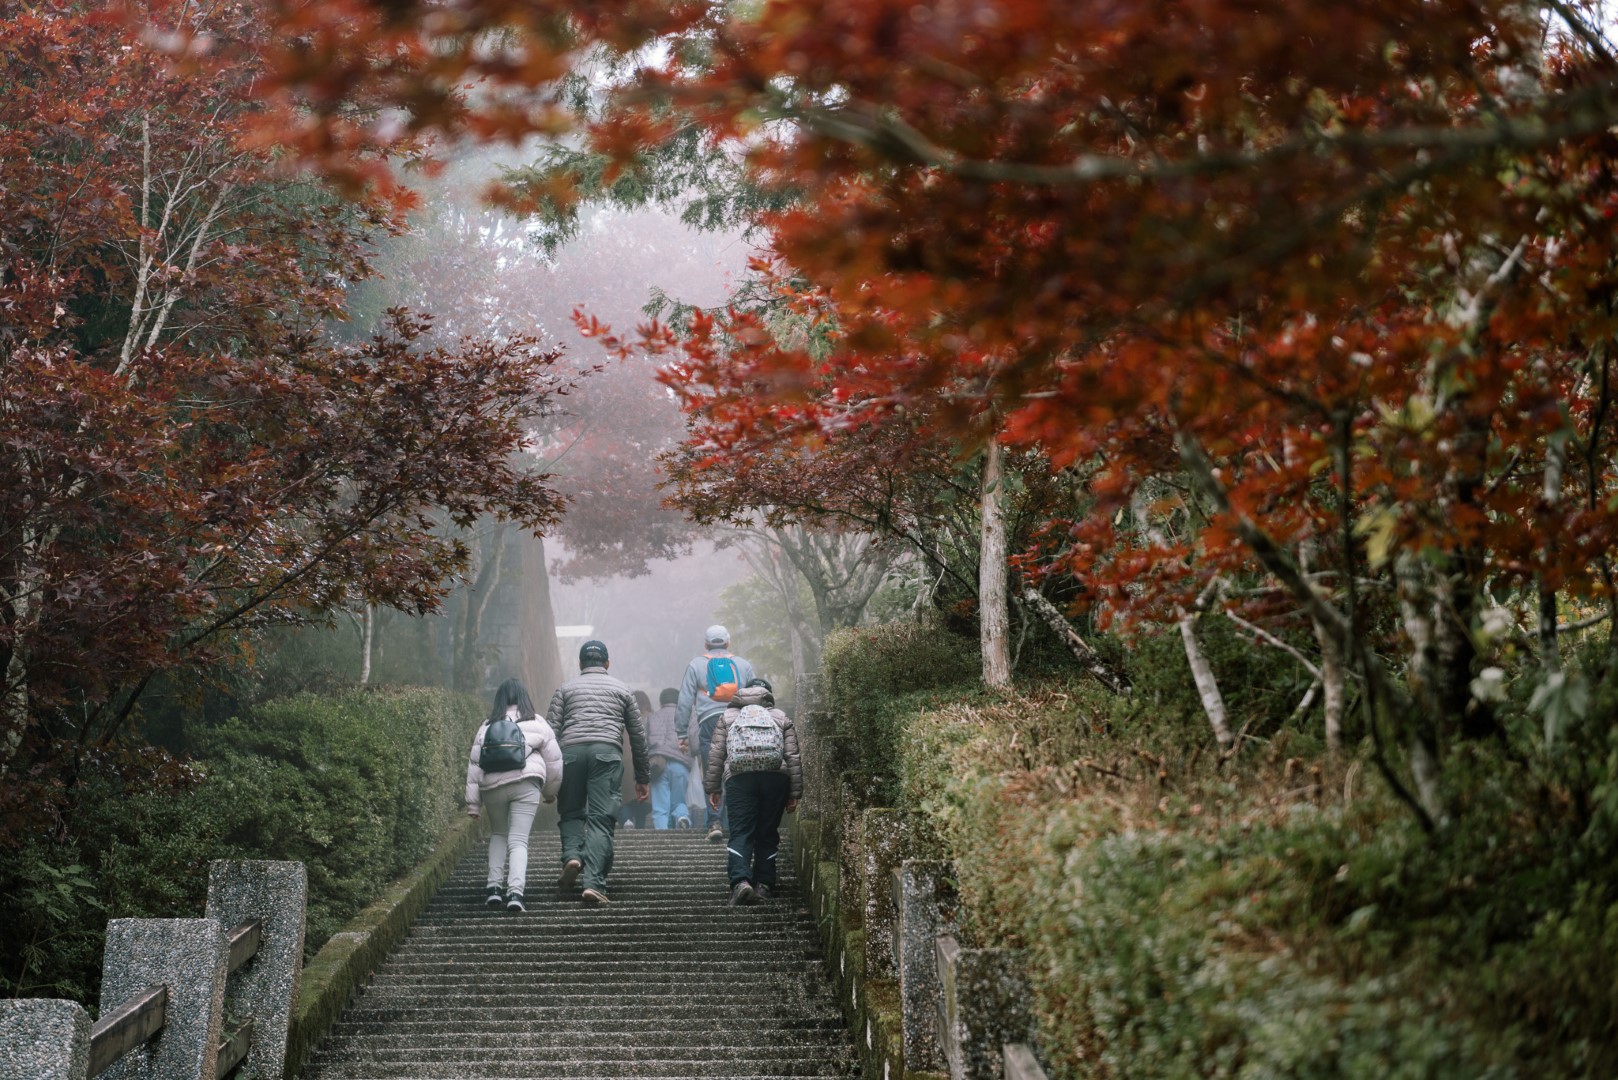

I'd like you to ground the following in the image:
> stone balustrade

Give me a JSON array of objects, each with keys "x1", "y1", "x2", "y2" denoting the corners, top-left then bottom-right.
[
  {"x1": 791, "y1": 695, "x2": 1054, "y2": 1080},
  {"x1": 0, "y1": 861, "x2": 306, "y2": 1080}
]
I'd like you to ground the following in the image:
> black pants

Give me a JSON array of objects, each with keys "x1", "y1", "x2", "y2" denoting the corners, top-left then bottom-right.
[{"x1": 723, "y1": 770, "x2": 789, "y2": 889}]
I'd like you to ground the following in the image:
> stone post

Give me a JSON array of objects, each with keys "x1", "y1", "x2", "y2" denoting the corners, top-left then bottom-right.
[
  {"x1": 1003, "y1": 1043, "x2": 1051, "y2": 1080},
  {"x1": 207, "y1": 860, "x2": 307, "y2": 1080},
  {"x1": 936, "y1": 936, "x2": 1036, "y2": 1080},
  {"x1": 100, "y1": 919, "x2": 228, "y2": 1080},
  {"x1": 835, "y1": 773, "x2": 865, "y2": 928},
  {"x1": 895, "y1": 859, "x2": 957, "y2": 1072},
  {"x1": 0, "y1": 999, "x2": 91, "y2": 1080},
  {"x1": 859, "y1": 809, "x2": 912, "y2": 979}
]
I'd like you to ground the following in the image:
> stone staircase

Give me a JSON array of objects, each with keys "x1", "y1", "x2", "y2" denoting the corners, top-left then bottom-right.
[{"x1": 300, "y1": 827, "x2": 860, "y2": 1079}]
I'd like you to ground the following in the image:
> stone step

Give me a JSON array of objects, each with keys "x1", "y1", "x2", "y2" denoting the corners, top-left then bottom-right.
[
  {"x1": 325, "y1": 1019, "x2": 850, "y2": 1039},
  {"x1": 310, "y1": 1043, "x2": 854, "y2": 1064},
  {"x1": 363, "y1": 967, "x2": 828, "y2": 986},
  {"x1": 306, "y1": 1064, "x2": 856, "y2": 1076},
  {"x1": 345, "y1": 990, "x2": 835, "y2": 1008},
  {"x1": 329, "y1": 1008, "x2": 847, "y2": 1030},
  {"x1": 302, "y1": 827, "x2": 852, "y2": 1079},
  {"x1": 304, "y1": 1069, "x2": 852, "y2": 1080}
]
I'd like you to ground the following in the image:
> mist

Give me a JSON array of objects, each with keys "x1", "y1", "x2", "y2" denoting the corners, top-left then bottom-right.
[{"x1": 353, "y1": 145, "x2": 768, "y2": 704}]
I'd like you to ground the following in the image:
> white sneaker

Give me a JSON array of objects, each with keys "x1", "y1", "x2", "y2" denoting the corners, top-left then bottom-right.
[{"x1": 676, "y1": 816, "x2": 691, "y2": 829}]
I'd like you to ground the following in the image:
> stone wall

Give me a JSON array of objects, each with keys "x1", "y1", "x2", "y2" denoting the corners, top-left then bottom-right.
[{"x1": 790, "y1": 694, "x2": 1052, "y2": 1080}]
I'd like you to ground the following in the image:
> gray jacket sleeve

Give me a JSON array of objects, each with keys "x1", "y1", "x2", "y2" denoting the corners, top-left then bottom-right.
[
  {"x1": 779, "y1": 710, "x2": 803, "y2": 801},
  {"x1": 531, "y1": 718, "x2": 565, "y2": 802},
  {"x1": 675, "y1": 658, "x2": 701, "y2": 740},
  {"x1": 625, "y1": 695, "x2": 651, "y2": 786},
  {"x1": 703, "y1": 712, "x2": 730, "y2": 795}
]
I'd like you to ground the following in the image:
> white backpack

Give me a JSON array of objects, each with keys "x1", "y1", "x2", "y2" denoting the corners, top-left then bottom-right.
[{"x1": 725, "y1": 704, "x2": 784, "y2": 773}]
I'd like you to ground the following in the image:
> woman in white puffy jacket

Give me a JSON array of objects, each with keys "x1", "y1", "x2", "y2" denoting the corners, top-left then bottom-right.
[{"x1": 466, "y1": 678, "x2": 564, "y2": 912}]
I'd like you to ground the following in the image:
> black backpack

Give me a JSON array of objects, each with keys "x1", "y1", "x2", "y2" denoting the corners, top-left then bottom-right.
[{"x1": 479, "y1": 715, "x2": 528, "y2": 772}]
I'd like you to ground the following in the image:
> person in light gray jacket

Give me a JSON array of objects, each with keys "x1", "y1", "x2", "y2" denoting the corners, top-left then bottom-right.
[
  {"x1": 675, "y1": 624, "x2": 756, "y2": 840},
  {"x1": 466, "y1": 678, "x2": 564, "y2": 913},
  {"x1": 547, "y1": 639, "x2": 650, "y2": 904}
]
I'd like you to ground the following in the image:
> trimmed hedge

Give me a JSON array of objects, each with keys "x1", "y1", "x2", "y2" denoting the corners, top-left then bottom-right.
[
  {"x1": 825, "y1": 623, "x2": 1618, "y2": 1079},
  {"x1": 0, "y1": 686, "x2": 481, "y2": 1003}
]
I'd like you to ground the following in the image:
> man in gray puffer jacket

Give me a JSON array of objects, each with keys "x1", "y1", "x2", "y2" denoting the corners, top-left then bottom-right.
[{"x1": 547, "y1": 639, "x2": 650, "y2": 904}]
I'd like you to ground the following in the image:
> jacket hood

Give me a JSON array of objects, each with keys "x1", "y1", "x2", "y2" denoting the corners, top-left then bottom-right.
[{"x1": 729, "y1": 684, "x2": 774, "y2": 709}]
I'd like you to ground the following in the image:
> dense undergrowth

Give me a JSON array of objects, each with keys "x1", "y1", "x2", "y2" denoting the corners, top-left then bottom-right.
[
  {"x1": 823, "y1": 619, "x2": 1618, "y2": 1078},
  {"x1": 0, "y1": 687, "x2": 479, "y2": 1004}
]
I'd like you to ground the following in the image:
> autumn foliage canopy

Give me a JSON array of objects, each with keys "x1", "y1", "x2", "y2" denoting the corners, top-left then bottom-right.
[{"x1": 28, "y1": 0, "x2": 1618, "y2": 826}]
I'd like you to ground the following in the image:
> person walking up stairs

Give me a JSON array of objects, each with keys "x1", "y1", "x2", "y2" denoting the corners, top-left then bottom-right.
[
  {"x1": 549, "y1": 639, "x2": 650, "y2": 905},
  {"x1": 704, "y1": 678, "x2": 801, "y2": 907}
]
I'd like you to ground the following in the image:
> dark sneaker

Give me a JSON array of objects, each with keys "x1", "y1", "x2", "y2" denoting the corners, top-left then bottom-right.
[
  {"x1": 505, "y1": 892, "x2": 525, "y2": 913},
  {"x1": 558, "y1": 858, "x2": 582, "y2": 890},
  {"x1": 485, "y1": 887, "x2": 504, "y2": 910},
  {"x1": 581, "y1": 887, "x2": 609, "y2": 905},
  {"x1": 728, "y1": 880, "x2": 755, "y2": 908},
  {"x1": 755, "y1": 884, "x2": 773, "y2": 902},
  {"x1": 706, "y1": 822, "x2": 724, "y2": 842},
  {"x1": 676, "y1": 816, "x2": 691, "y2": 829}
]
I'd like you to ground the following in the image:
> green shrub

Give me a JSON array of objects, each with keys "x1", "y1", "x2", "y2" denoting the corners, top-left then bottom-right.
[
  {"x1": 0, "y1": 686, "x2": 479, "y2": 1005},
  {"x1": 1125, "y1": 617, "x2": 1321, "y2": 743},
  {"x1": 817, "y1": 617, "x2": 1618, "y2": 1079},
  {"x1": 821, "y1": 617, "x2": 979, "y2": 803}
]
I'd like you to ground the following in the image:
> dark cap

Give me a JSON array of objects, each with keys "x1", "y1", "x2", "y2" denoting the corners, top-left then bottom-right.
[{"x1": 579, "y1": 639, "x2": 609, "y2": 666}]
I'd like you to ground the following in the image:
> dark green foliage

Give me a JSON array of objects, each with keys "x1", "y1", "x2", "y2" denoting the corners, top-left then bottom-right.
[
  {"x1": 1126, "y1": 615, "x2": 1323, "y2": 742},
  {"x1": 821, "y1": 618, "x2": 979, "y2": 804},
  {"x1": 0, "y1": 687, "x2": 479, "y2": 1005},
  {"x1": 823, "y1": 625, "x2": 1618, "y2": 1079}
]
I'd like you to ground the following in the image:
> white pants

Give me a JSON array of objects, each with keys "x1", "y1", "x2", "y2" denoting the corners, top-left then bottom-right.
[{"x1": 484, "y1": 778, "x2": 542, "y2": 897}]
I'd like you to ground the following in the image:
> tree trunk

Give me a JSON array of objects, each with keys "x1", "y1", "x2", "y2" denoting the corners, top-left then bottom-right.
[
  {"x1": 1020, "y1": 588, "x2": 1131, "y2": 694},
  {"x1": 1539, "y1": 433, "x2": 1567, "y2": 672},
  {"x1": 1395, "y1": 552, "x2": 1450, "y2": 824},
  {"x1": 1179, "y1": 614, "x2": 1233, "y2": 749},
  {"x1": 1310, "y1": 612, "x2": 1346, "y2": 755},
  {"x1": 980, "y1": 440, "x2": 1011, "y2": 689},
  {"x1": 359, "y1": 604, "x2": 374, "y2": 685}
]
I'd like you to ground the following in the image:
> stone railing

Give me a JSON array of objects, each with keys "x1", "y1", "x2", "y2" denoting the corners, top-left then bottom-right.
[
  {"x1": 0, "y1": 861, "x2": 306, "y2": 1080},
  {"x1": 792, "y1": 688, "x2": 1053, "y2": 1080}
]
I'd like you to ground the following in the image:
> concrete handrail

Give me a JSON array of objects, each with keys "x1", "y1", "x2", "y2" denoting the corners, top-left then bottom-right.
[{"x1": 0, "y1": 861, "x2": 306, "y2": 1080}]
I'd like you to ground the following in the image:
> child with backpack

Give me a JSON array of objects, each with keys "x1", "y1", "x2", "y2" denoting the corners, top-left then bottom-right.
[
  {"x1": 466, "y1": 678, "x2": 564, "y2": 913},
  {"x1": 703, "y1": 678, "x2": 801, "y2": 907}
]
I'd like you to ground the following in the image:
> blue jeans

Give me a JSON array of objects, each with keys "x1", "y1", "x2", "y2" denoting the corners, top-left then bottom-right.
[
  {"x1": 697, "y1": 710, "x2": 729, "y2": 830},
  {"x1": 650, "y1": 758, "x2": 691, "y2": 828}
]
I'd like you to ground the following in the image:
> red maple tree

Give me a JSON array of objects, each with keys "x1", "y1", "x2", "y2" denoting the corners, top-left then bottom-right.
[
  {"x1": 241, "y1": 0, "x2": 1618, "y2": 824},
  {"x1": 0, "y1": 0, "x2": 574, "y2": 787}
]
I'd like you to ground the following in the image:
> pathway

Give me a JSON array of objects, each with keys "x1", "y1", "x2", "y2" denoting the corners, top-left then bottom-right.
[{"x1": 301, "y1": 826, "x2": 858, "y2": 1079}]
